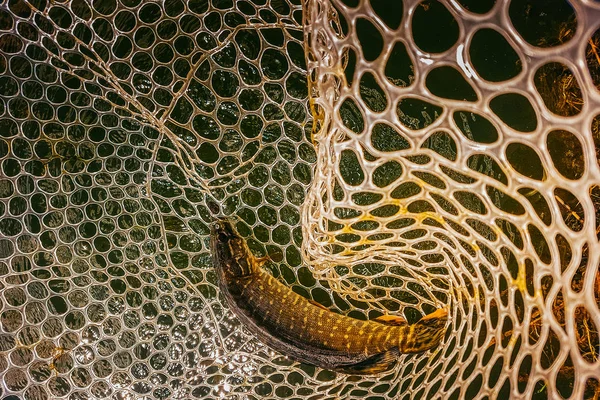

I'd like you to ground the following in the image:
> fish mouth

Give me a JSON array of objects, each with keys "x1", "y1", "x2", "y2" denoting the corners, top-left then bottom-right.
[{"x1": 211, "y1": 218, "x2": 236, "y2": 237}]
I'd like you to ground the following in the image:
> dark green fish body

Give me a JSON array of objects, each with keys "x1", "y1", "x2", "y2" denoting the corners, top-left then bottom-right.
[{"x1": 210, "y1": 219, "x2": 448, "y2": 374}]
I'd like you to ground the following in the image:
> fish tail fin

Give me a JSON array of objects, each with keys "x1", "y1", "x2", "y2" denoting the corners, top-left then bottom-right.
[{"x1": 400, "y1": 308, "x2": 449, "y2": 354}]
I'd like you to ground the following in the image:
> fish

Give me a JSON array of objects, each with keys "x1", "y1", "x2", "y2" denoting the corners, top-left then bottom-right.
[{"x1": 210, "y1": 218, "x2": 449, "y2": 375}]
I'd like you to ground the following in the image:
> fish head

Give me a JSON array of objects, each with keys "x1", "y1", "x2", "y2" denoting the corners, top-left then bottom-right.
[
  {"x1": 210, "y1": 218, "x2": 255, "y2": 278},
  {"x1": 211, "y1": 218, "x2": 236, "y2": 241}
]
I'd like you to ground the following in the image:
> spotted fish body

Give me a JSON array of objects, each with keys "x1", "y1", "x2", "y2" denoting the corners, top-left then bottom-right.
[{"x1": 210, "y1": 219, "x2": 448, "y2": 375}]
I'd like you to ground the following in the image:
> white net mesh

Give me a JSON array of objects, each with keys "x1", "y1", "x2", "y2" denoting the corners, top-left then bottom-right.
[
  {"x1": 0, "y1": 0, "x2": 598, "y2": 398},
  {"x1": 303, "y1": 0, "x2": 600, "y2": 398}
]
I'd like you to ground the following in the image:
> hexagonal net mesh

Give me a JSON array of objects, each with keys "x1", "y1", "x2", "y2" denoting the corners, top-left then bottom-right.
[{"x1": 0, "y1": 0, "x2": 598, "y2": 398}]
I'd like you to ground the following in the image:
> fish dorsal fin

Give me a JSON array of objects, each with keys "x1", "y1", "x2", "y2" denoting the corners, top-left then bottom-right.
[
  {"x1": 373, "y1": 314, "x2": 407, "y2": 326},
  {"x1": 309, "y1": 299, "x2": 330, "y2": 311},
  {"x1": 336, "y1": 348, "x2": 399, "y2": 375}
]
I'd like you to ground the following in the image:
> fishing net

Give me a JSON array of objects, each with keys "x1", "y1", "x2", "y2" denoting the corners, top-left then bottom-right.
[{"x1": 0, "y1": 0, "x2": 598, "y2": 398}]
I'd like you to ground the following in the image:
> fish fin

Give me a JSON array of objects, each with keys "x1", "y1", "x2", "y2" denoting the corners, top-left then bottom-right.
[
  {"x1": 253, "y1": 255, "x2": 270, "y2": 268},
  {"x1": 421, "y1": 307, "x2": 449, "y2": 321},
  {"x1": 336, "y1": 348, "x2": 399, "y2": 375},
  {"x1": 309, "y1": 299, "x2": 330, "y2": 311},
  {"x1": 400, "y1": 308, "x2": 449, "y2": 354},
  {"x1": 373, "y1": 314, "x2": 407, "y2": 326}
]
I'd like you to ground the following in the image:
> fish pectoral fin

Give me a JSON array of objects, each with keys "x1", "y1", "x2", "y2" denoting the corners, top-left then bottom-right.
[
  {"x1": 373, "y1": 314, "x2": 407, "y2": 326},
  {"x1": 336, "y1": 348, "x2": 399, "y2": 375},
  {"x1": 253, "y1": 255, "x2": 270, "y2": 268},
  {"x1": 309, "y1": 299, "x2": 330, "y2": 311}
]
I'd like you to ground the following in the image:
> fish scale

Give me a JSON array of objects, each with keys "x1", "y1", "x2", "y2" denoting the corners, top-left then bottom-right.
[
  {"x1": 211, "y1": 219, "x2": 449, "y2": 375},
  {"x1": 241, "y1": 272, "x2": 396, "y2": 354}
]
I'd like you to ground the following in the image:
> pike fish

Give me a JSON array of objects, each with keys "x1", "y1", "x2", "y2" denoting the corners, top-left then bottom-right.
[{"x1": 210, "y1": 219, "x2": 448, "y2": 375}]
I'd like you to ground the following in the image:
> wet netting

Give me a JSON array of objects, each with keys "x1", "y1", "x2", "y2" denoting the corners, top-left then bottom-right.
[{"x1": 0, "y1": 0, "x2": 599, "y2": 398}]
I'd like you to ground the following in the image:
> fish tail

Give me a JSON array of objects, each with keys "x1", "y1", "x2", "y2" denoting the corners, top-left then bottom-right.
[{"x1": 400, "y1": 308, "x2": 449, "y2": 354}]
